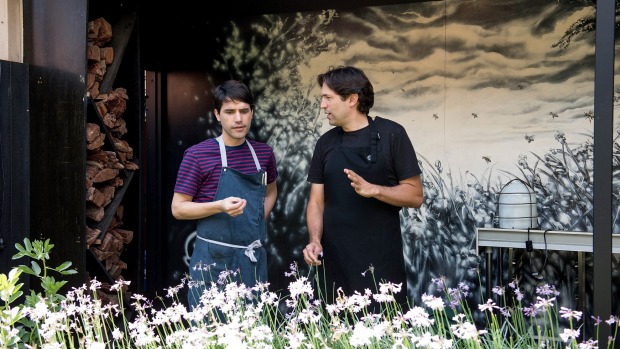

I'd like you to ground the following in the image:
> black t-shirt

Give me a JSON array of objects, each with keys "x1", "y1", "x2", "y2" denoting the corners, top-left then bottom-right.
[{"x1": 307, "y1": 116, "x2": 422, "y2": 185}]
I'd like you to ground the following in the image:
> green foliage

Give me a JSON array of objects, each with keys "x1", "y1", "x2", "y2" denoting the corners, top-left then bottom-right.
[
  {"x1": 0, "y1": 238, "x2": 78, "y2": 348},
  {"x1": 12, "y1": 238, "x2": 76, "y2": 308},
  {"x1": 0, "y1": 240, "x2": 618, "y2": 348},
  {"x1": 0, "y1": 268, "x2": 24, "y2": 306}
]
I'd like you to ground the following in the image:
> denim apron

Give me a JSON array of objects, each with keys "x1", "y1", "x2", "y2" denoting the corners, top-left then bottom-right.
[
  {"x1": 318, "y1": 116, "x2": 407, "y2": 308},
  {"x1": 188, "y1": 136, "x2": 267, "y2": 310}
]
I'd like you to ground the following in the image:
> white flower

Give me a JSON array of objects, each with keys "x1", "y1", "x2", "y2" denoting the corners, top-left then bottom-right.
[
  {"x1": 346, "y1": 291, "x2": 372, "y2": 312},
  {"x1": 536, "y1": 284, "x2": 560, "y2": 296},
  {"x1": 112, "y1": 327, "x2": 123, "y2": 340},
  {"x1": 451, "y1": 320, "x2": 483, "y2": 341},
  {"x1": 325, "y1": 303, "x2": 340, "y2": 315},
  {"x1": 514, "y1": 288, "x2": 524, "y2": 301},
  {"x1": 559, "y1": 307, "x2": 582, "y2": 321},
  {"x1": 559, "y1": 328, "x2": 580, "y2": 342},
  {"x1": 411, "y1": 331, "x2": 452, "y2": 348},
  {"x1": 534, "y1": 296, "x2": 556, "y2": 310},
  {"x1": 110, "y1": 278, "x2": 131, "y2": 291},
  {"x1": 89, "y1": 278, "x2": 102, "y2": 291},
  {"x1": 403, "y1": 306, "x2": 434, "y2": 328},
  {"x1": 30, "y1": 298, "x2": 50, "y2": 320},
  {"x1": 478, "y1": 299, "x2": 499, "y2": 312},
  {"x1": 284, "y1": 262, "x2": 299, "y2": 277},
  {"x1": 284, "y1": 331, "x2": 307, "y2": 349},
  {"x1": 297, "y1": 308, "x2": 320, "y2": 324},
  {"x1": 578, "y1": 339, "x2": 598, "y2": 349},
  {"x1": 85, "y1": 341, "x2": 106, "y2": 349},
  {"x1": 422, "y1": 293, "x2": 445, "y2": 311},
  {"x1": 373, "y1": 293, "x2": 395, "y2": 303},
  {"x1": 249, "y1": 325, "x2": 273, "y2": 345},
  {"x1": 349, "y1": 322, "x2": 381, "y2": 347},
  {"x1": 287, "y1": 277, "x2": 313, "y2": 300},
  {"x1": 379, "y1": 282, "x2": 402, "y2": 294}
]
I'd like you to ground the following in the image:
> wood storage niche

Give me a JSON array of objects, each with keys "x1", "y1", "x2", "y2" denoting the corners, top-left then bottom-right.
[{"x1": 85, "y1": 15, "x2": 140, "y2": 306}]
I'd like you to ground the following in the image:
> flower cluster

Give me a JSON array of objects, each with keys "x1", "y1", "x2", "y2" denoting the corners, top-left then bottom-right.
[
  {"x1": 1, "y1": 240, "x2": 618, "y2": 348},
  {"x1": 2, "y1": 258, "x2": 619, "y2": 348}
]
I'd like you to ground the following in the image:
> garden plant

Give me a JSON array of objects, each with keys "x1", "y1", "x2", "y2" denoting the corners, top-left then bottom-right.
[{"x1": 0, "y1": 238, "x2": 618, "y2": 348}]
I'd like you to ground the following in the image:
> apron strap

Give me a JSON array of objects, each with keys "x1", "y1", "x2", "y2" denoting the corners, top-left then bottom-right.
[
  {"x1": 368, "y1": 116, "x2": 379, "y2": 163},
  {"x1": 216, "y1": 135, "x2": 262, "y2": 171},
  {"x1": 196, "y1": 236, "x2": 263, "y2": 262}
]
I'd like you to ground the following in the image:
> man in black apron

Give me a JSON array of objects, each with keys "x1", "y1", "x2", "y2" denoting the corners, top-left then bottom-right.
[
  {"x1": 172, "y1": 80, "x2": 278, "y2": 311},
  {"x1": 303, "y1": 66, "x2": 423, "y2": 311}
]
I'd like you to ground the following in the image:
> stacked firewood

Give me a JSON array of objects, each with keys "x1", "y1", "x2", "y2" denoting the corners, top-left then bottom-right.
[
  {"x1": 85, "y1": 16, "x2": 139, "y2": 298},
  {"x1": 87, "y1": 17, "x2": 113, "y2": 99},
  {"x1": 85, "y1": 124, "x2": 121, "y2": 224},
  {"x1": 85, "y1": 119, "x2": 133, "y2": 285},
  {"x1": 89, "y1": 87, "x2": 139, "y2": 171}
]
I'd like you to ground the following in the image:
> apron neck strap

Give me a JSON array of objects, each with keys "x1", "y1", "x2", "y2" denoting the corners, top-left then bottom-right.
[
  {"x1": 216, "y1": 136, "x2": 262, "y2": 170},
  {"x1": 368, "y1": 116, "x2": 379, "y2": 163}
]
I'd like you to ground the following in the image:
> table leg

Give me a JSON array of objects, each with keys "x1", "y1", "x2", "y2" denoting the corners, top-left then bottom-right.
[{"x1": 485, "y1": 246, "x2": 493, "y2": 300}]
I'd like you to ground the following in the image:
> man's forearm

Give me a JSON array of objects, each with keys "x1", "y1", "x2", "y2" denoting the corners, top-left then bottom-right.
[
  {"x1": 264, "y1": 181, "x2": 277, "y2": 218},
  {"x1": 373, "y1": 183, "x2": 423, "y2": 208},
  {"x1": 306, "y1": 204, "x2": 323, "y2": 244}
]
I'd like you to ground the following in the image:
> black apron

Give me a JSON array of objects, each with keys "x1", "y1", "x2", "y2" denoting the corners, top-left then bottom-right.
[
  {"x1": 318, "y1": 116, "x2": 407, "y2": 307},
  {"x1": 188, "y1": 136, "x2": 267, "y2": 310}
]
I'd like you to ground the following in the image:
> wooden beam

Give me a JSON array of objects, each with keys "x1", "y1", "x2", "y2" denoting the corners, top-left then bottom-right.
[{"x1": 592, "y1": 0, "x2": 615, "y2": 346}]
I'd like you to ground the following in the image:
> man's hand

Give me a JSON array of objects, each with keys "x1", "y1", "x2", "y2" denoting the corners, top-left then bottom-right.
[
  {"x1": 220, "y1": 197, "x2": 247, "y2": 217},
  {"x1": 303, "y1": 242, "x2": 323, "y2": 266},
  {"x1": 344, "y1": 168, "x2": 378, "y2": 198},
  {"x1": 344, "y1": 169, "x2": 423, "y2": 208}
]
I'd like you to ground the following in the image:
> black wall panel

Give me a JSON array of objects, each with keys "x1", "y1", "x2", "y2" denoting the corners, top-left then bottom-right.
[
  {"x1": 22, "y1": 0, "x2": 88, "y2": 287},
  {"x1": 0, "y1": 60, "x2": 30, "y2": 277}
]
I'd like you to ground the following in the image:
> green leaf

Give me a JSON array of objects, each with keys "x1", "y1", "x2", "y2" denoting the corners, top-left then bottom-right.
[
  {"x1": 23, "y1": 290, "x2": 43, "y2": 308},
  {"x1": 55, "y1": 261, "x2": 73, "y2": 272},
  {"x1": 11, "y1": 251, "x2": 27, "y2": 260},
  {"x1": 14, "y1": 242, "x2": 26, "y2": 253},
  {"x1": 8, "y1": 290, "x2": 24, "y2": 304},
  {"x1": 30, "y1": 261, "x2": 42, "y2": 276},
  {"x1": 44, "y1": 239, "x2": 54, "y2": 252},
  {"x1": 40, "y1": 276, "x2": 67, "y2": 295},
  {"x1": 16, "y1": 265, "x2": 35, "y2": 276},
  {"x1": 12, "y1": 242, "x2": 31, "y2": 260},
  {"x1": 24, "y1": 238, "x2": 33, "y2": 251}
]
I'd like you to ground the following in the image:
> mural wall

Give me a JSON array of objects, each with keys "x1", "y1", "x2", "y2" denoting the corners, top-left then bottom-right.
[{"x1": 164, "y1": 0, "x2": 620, "y2": 318}]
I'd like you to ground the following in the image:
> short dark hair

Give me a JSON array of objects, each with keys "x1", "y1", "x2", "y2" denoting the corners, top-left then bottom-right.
[
  {"x1": 317, "y1": 66, "x2": 374, "y2": 115},
  {"x1": 212, "y1": 80, "x2": 254, "y2": 112}
]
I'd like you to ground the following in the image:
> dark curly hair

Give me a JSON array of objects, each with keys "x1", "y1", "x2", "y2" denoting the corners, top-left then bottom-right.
[
  {"x1": 212, "y1": 80, "x2": 254, "y2": 112},
  {"x1": 317, "y1": 66, "x2": 374, "y2": 115}
]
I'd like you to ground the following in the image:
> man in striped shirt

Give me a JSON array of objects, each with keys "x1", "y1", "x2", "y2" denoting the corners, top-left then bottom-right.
[{"x1": 171, "y1": 80, "x2": 278, "y2": 311}]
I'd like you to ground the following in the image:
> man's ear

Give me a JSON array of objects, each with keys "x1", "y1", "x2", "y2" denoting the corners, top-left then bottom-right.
[
  {"x1": 214, "y1": 109, "x2": 221, "y2": 121},
  {"x1": 348, "y1": 93, "x2": 359, "y2": 106}
]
